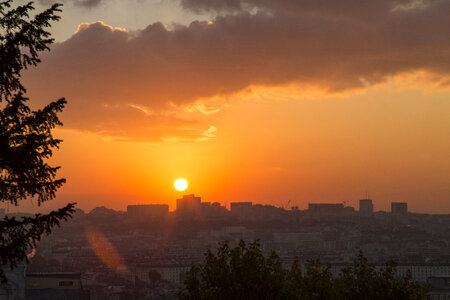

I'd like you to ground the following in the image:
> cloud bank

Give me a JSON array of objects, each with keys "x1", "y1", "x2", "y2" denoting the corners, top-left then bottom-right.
[{"x1": 25, "y1": 0, "x2": 450, "y2": 141}]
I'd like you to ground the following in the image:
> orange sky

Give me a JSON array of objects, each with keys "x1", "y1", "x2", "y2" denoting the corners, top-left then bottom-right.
[
  {"x1": 18, "y1": 80, "x2": 449, "y2": 214},
  {"x1": 7, "y1": 0, "x2": 450, "y2": 214}
]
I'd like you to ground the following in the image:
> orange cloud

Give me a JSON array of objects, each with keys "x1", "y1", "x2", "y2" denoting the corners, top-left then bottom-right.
[{"x1": 75, "y1": 21, "x2": 126, "y2": 34}]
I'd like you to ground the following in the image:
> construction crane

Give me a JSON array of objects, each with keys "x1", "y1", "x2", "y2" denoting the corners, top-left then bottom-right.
[{"x1": 282, "y1": 199, "x2": 291, "y2": 210}]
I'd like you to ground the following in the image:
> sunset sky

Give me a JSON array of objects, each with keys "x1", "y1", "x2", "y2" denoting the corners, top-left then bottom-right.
[{"x1": 11, "y1": 0, "x2": 450, "y2": 213}]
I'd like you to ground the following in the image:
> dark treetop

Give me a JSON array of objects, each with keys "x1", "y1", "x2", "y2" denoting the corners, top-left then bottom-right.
[{"x1": 179, "y1": 240, "x2": 429, "y2": 300}]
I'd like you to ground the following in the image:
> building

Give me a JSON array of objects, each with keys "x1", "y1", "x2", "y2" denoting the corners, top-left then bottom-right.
[
  {"x1": 308, "y1": 203, "x2": 350, "y2": 215},
  {"x1": 327, "y1": 264, "x2": 450, "y2": 283},
  {"x1": 0, "y1": 264, "x2": 26, "y2": 300},
  {"x1": 359, "y1": 199, "x2": 374, "y2": 214},
  {"x1": 220, "y1": 226, "x2": 255, "y2": 242},
  {"x1": 273, "y1": 232, "x2": 322, "y2": 249},
  {"x1": 200, "y1": 202, "x2": 228, "y2": 218},
  {"x1": 308, "y1": 203, "x2": 344, "y2": 213},
  {"x1": 230, "y1": 202, "x2": 253, "y2": 219},
  {"x1": 429, "y1": 276, "x2": 450, "y2": 300},
  {"x1": 134, "y1": 264, "x2": 191, "y2": 285},
  {"x1": 391, "y1": 202, "x2": 408, "y2": 215},
  {"x1": 25, "y1": 272, "x2": 89, "y2": 300},
  {"x1": 307, "y1": 203, "x2": 355, "y2": 220},
  {"x1": 127, "y1": 204, "x2": 168, "y2": 221},
  {"x1": 176, "y1": 194, "x2": 202, "y2": 217},
  {"x1": 210, "y1": 202, "x2": 228, "y2": 216}
]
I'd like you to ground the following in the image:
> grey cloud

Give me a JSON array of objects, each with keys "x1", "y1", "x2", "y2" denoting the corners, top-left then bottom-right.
[
  {"x1": 180, "y1": 0, "x2": 243, "y2": 13},
  {"x1": 38, "y1": 0, "x2": 102, "y2": 8},
  {"x1": 180, "y1": 0, "x2": 437, "y2": 16}
]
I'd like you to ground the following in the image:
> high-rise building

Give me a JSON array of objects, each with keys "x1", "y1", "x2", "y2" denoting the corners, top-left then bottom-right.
[
  {"x1": 176, "y1": 194, "x2": 202, "y2": 216},
  {"x1": 391, "y1": 202, "x2": 408, "y2": 215},
  {"x1": 359, "y1": 199, "x2": 374, "y2": 214}
]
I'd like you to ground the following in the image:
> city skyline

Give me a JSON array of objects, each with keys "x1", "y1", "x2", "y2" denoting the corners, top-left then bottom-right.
[{"x1": 2, "y1": 192, "x2": 431, "y2": 216}]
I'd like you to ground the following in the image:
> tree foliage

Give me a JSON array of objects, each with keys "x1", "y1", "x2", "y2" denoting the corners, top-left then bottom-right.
[
  {"x1": 0, "y1": 0, "x2": 75, "y2": 280},
  {"x1": 179, "y1": 240, "x2": 429, "y2": 300},
  {"x1": 179, "y1": 240, "x2": 288, "y2": 300}
]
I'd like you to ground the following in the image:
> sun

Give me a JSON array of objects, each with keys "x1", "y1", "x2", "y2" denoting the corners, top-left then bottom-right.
[{"x1": 174, "y1": 178, "x2": 188, "y2": 191}]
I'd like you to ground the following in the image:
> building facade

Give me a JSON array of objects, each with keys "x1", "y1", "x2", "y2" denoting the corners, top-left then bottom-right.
[
  {"x1": 127, "y1": 204, "x2": 169, "y2": 221},
  {"x1": 176, "y1": 194, "x2": 202, "y2": 217},
  {"x1": 359, "y1": 199, "x2": 374, "y2": 214},
  {"x1": 391, "y1": 202, "x2": 408, "y2": 215},
  {"x1": 25, "y1": 272, "x2": 89, "y2": 300}
]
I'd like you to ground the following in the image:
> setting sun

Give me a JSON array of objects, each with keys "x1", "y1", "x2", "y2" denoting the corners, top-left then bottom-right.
[{"x1": 174, "y1": 178, "x2": 188, "y2": 191}]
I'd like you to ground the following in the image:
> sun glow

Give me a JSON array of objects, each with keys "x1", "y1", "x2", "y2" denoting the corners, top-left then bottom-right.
[{"x1": 174, "y1": 178, "x2": 188, "y2": 191}]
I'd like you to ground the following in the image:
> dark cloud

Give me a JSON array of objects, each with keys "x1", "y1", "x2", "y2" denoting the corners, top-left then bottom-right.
[
  {"x1": 38, "y1": 0, "x2": 102, "y2": 8},
  {"x1": 24, "y1": 0, "x2": 450, "y2": 141},
  {"x1": 180, "y1": 0, "x2": 437, "y2": 18},
  {"x1": 181, "y1": 0, "x2": 243, "y2": 13}
]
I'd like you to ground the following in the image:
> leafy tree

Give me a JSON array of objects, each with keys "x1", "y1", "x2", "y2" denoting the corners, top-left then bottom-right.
[
  {"x1": 179, "y1": 241, "x2": 429, "y2": 300},
  {"x1": 0, "y1": 0, "x2": 75, "y2": 280},
  {"x1": 333, "y1": 253, "x2": 429, "y2": 300},
  {"x1": 287, "y1": 259, "x2": 335, "y2": 299},
  {"x1": 179, "y1": 240, "x2": 289, "y2": 300}
]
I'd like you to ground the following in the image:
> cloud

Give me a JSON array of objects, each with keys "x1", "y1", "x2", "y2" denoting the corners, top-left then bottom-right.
[
  {"x1": 162, "y1": 125, "x2": 217, "y2": 142},
  {"x1": 180, "y1": 0, "x2": 436, "y2": 17},
  {"x1": 23, "y1": 0, "x2": 450, "y2": 141},
  {"x1": 38, "y1": 0, "x2": 103, "y2": 8}
]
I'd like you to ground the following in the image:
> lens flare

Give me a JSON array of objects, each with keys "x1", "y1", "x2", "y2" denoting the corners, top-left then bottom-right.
[{"x1": 85, "y1": 225, "x2": 129, "y2": 275}]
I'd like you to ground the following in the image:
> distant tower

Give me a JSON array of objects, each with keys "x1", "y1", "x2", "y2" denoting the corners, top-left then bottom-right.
[
  {"x1": 391, "y1": 202, "x2": 407, "y2": 215},
  {"x1": 359, "y1": 199, "x2": 374, "y2": 215}
]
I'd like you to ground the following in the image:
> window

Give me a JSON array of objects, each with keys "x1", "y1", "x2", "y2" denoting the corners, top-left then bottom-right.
[
  {"x1": 28, "y1": 282, "x2": 40, "y2": 287},
  {"x1": 59, "y1": 281, "x2": 74, "y2": 286}
]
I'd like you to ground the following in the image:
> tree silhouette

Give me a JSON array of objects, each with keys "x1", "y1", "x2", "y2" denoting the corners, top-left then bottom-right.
[
  {"x1": 0, "y1": 0, "x2": 75, "y2": 280},
  {"x1": 179, "y1": 241, "x2": 429, "y2": 300},
  {"x1": 179, "y1": 240, "x2": 288, "y2": 300},
  {"x1": 332, "y1": 253, "x2": 428, "y2": 300}
]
